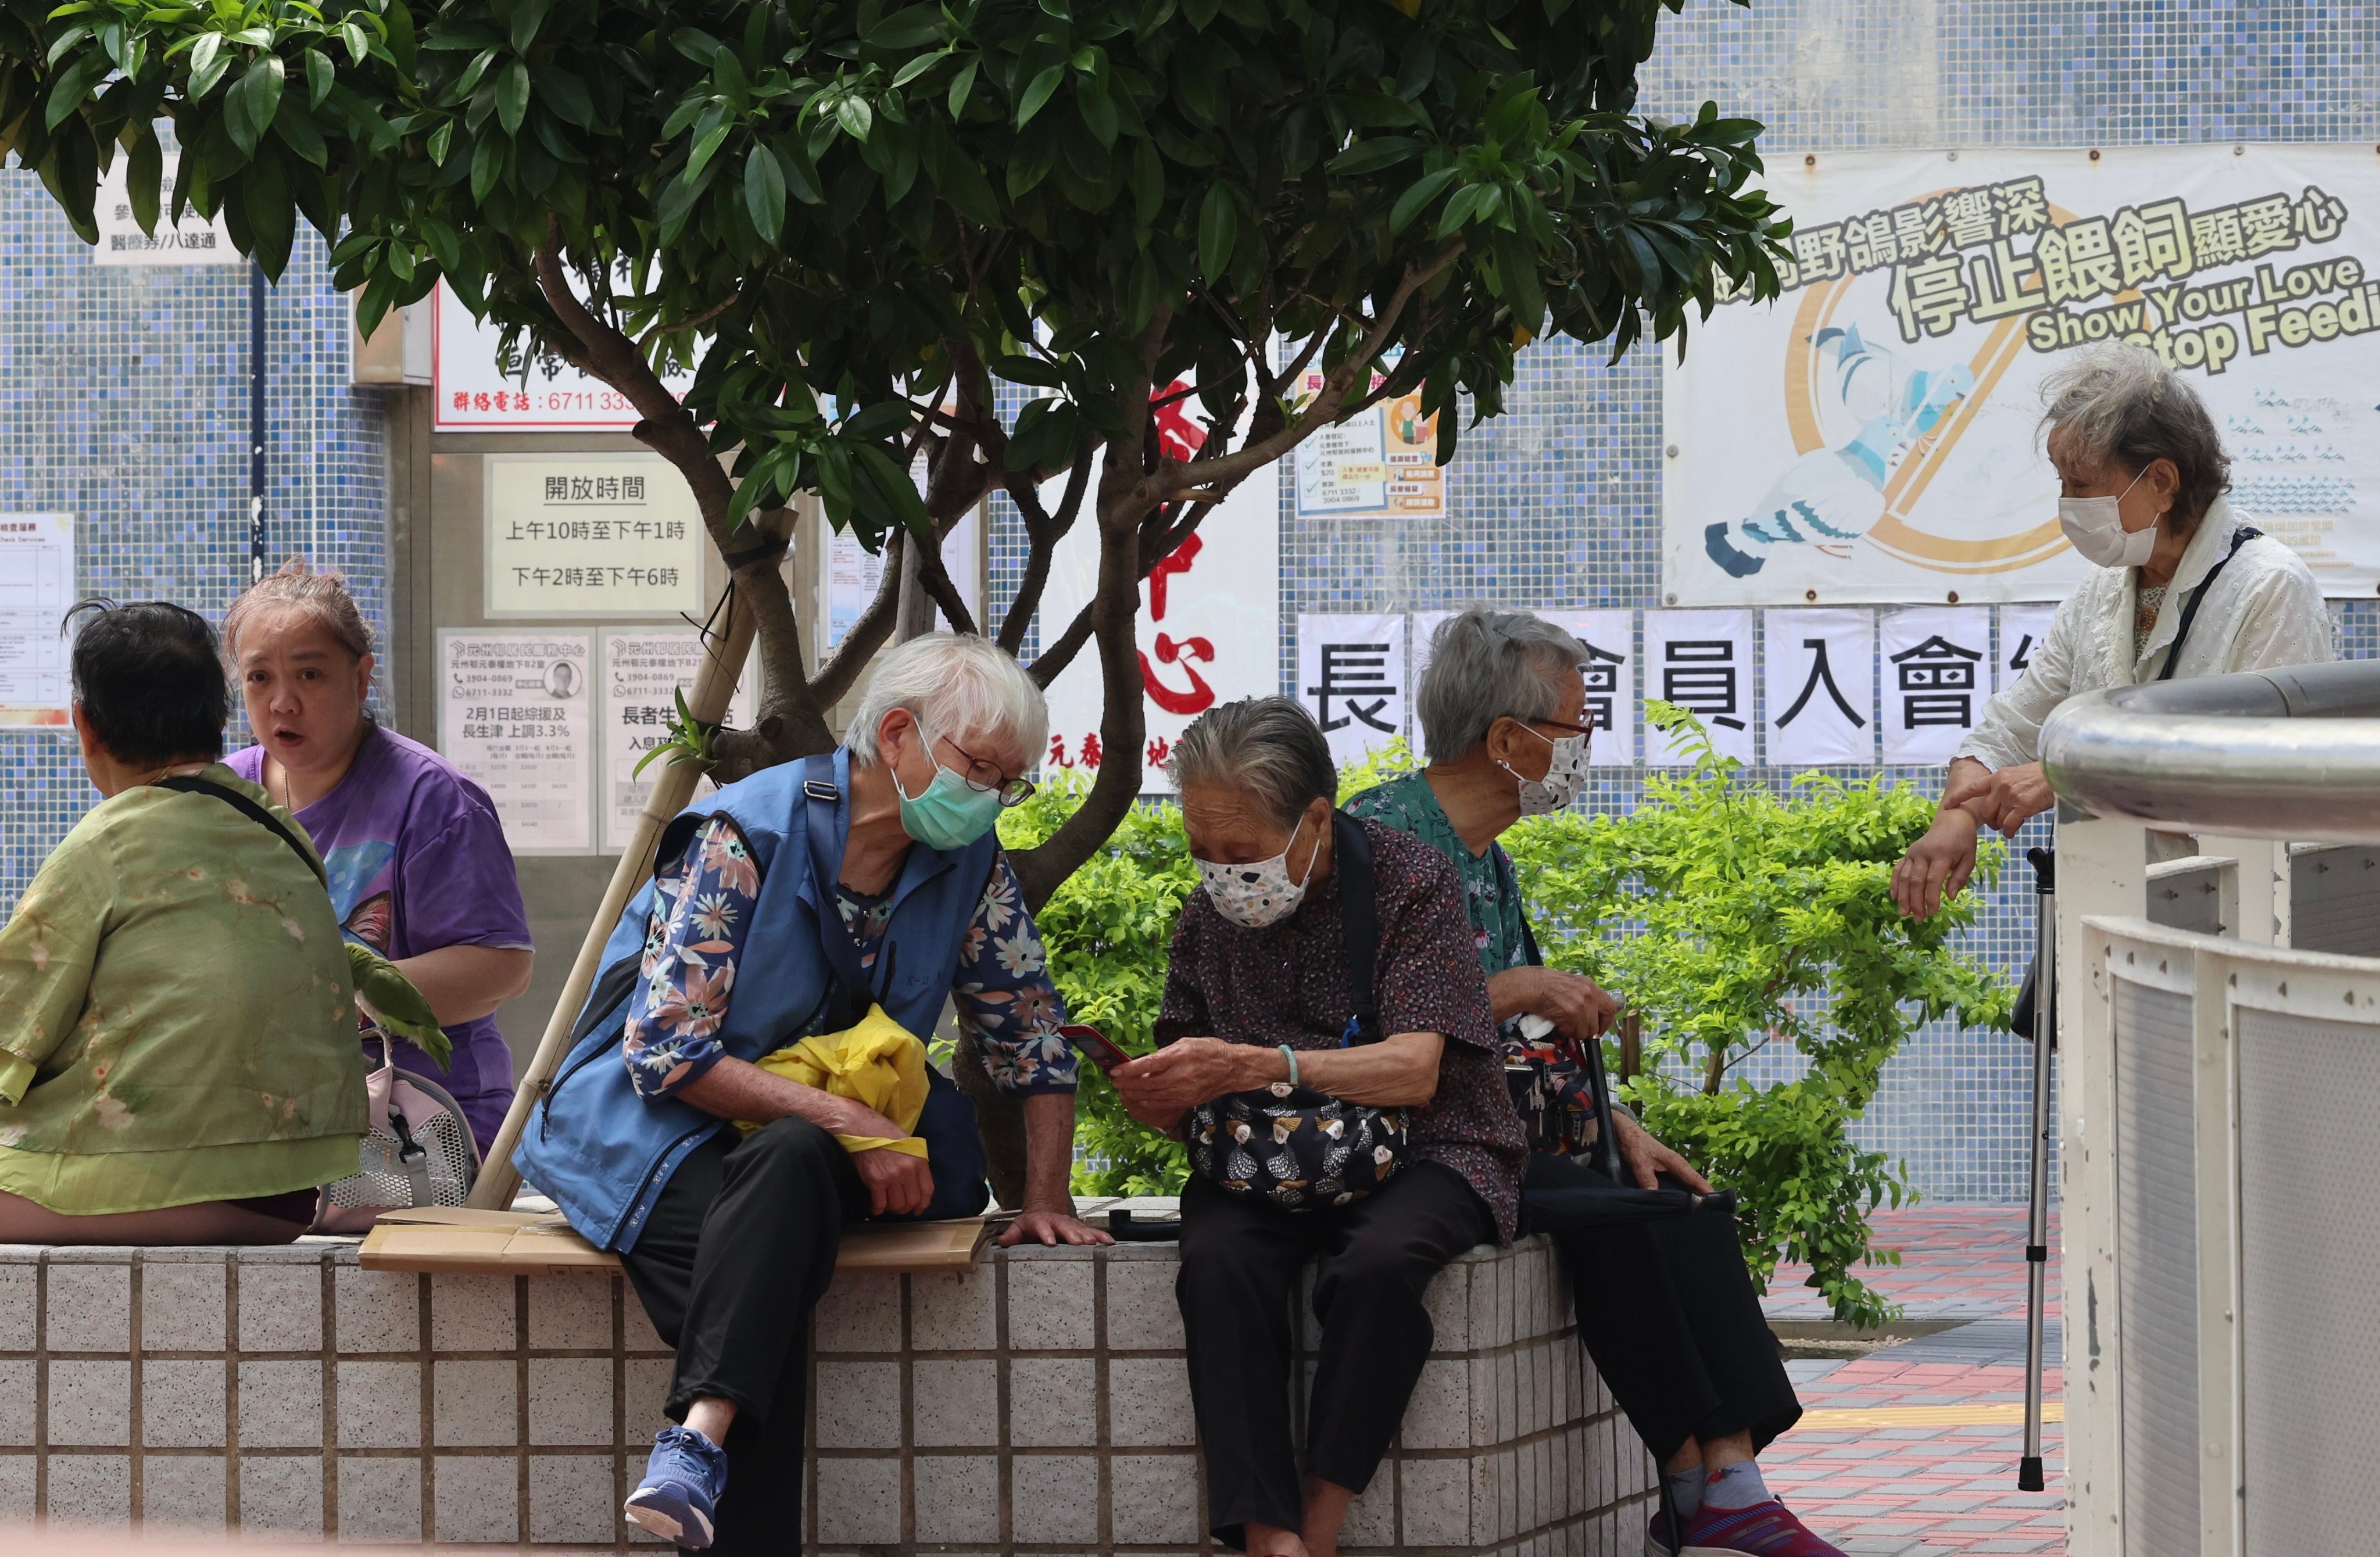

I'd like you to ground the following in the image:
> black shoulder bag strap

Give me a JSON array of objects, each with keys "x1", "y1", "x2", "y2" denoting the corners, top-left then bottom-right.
[
  {"x1": 800, "y1": 760, "x2": 883, "y2": 1027},
  {"x1": 2158, "y1": 525, "x2": 2263, "y2": 682},
  {"x1": 155, "y1": 775, "x2": 327, "y2": 886},
  {"x1": 1332, "y1": 811, "x2": 1383, "y2": 1047},
  {"x1": 1493, "y1": 840, "x2": 1624, "y2": 1182}
]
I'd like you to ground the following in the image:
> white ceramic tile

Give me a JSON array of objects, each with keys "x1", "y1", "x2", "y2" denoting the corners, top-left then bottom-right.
[
  {"x1": 48, "y1": 1360, "x2": 131, "y2": 1445},
  {"x1": 238, "y1": 1454, "x2": 323, "y2": 1538},
  {"x1": 337, "y1": 1454, "x2": 422, "y2": 1541},
  {"x1": 525, "y1": 1276, "x2": 614, "y2": 1352},
  {"x1": 433, "y1": 1358, "x2": 518, "y2": 1448},
  {"x1": 1400, "y1": 1454, "x2": 1472, "y2": 1546},
  {"x1": 910, "y1": 1359, "x2": 997, "y2": 1446},
  {"x1": 0, "y1": 1361, "x2": 33, "y2": 1447},
  {"x1": 432, "y1": 1453, "x2": 520, "y2": 1542},
  {"x1": 529, "y1": 1452, "x2": 617, "y2": 1544},
  {"x1": 142, "y1": 1452, "x2": 228, "y2": 1531},
  {"x1": 1110, "y1": 1453, "x2": 1201, "y2": 1545},
  {"x1": 1007, "y1": 1356, "x2": 1096, "y2": 1447},
  {"x1": 335, "y1": 1359, "x2": 423, "y2": 1449},
  {"x1": 1004, "y1": 1254, "x2": 1095, "y2": 1341},
  {"x1": 0, "y1": 1268, "x2": 34, "y2": 1351},
  {"x1": 528, "y1": 1356, "x2": 614, "y2": 1447},
  {"x1": 813, "y1": 1455, "x2": 900, "y2": 1544},
  {"x1": 1108, "y1": 1355, "x2": 1196, "y2": 1448},
  {"x1": 142, "y1": 1359, "x2": 227, "y2": 1448},
  {"x1": 911, "y1": 1452, "x2": 999, "y2": 1543},
  {"x1": 1402, "y1": 1356, "x2": 1473, "y2": 1449},
  {"x1": 908, "y1": 1269, "x2": 996, "y2": 1351},
  {"x1": 812, "y1": 1272, "x2": 901, "y2": 1354},
  {"x1": 431, "y1": 1274, "x2": 519, "y2": 1352},
  {"x1": 46, "y1": 1265, "x2": 131, "y2": 1352},
  {"x1": 237, "y1": 1360, "x2": 324, "y2": 1449},
  {"x1": 238, "y1": 1263, "x2": 323, "y2": 1353},
  {"x1": 813, "y1": 1359, "x2": 900, "y2": 1450},
  {"x1": 48, "y1": 1452, "x2": 131, "y2": 1525},
  {"x1": 1101, "y1": 1259, "x2": 1186, "y2": 1350},
  {"x1": 141, "y1": 1259, "x2": 228, "y2": 1351},
  {"x1": 1010, "y1": 1454, "x2": 1100, "y2": 1544},
  {"x1": 334, "y1": 1266, "x2": 423, "y2": 1354},
  {"x1": 0, "y1": 1454, "x2": 29, "y2": 1519}
]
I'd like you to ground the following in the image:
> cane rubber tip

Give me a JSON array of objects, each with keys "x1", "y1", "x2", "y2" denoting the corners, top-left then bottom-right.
[{"x1": 2017, "y1": 1456, "x2": 2045, "y2": 1492}]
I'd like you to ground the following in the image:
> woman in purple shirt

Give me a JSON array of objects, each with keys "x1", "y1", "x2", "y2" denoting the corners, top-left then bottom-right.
[{"x1": 224, "y1": 561, "x2": 534, "y2": 1153}]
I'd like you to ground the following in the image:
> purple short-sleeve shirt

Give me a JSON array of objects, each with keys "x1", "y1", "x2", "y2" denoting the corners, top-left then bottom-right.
[{"x1": 228, "y1": 724, "x2": 533, "y2": 1150}]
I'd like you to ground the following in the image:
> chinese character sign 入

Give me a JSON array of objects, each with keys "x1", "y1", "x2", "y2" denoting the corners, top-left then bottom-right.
[
  {"x1": 1541, "y1": 610, "x2": 1638, "y2": 767},
  {"x1": 1880, "y1": 607, "x2": 1992, "y2": 764},
  {"x1": 1762, "y1": 609, "x2": 1876, "y2": 768},
  {"x1": 0, "y1": 514, "x2": 75, "y2": 726},
  {"x1": 1642, "y1": 610, "x2": 1755, "y2": 766},
  {"x1": 1666, "y1": 145, "x2": 2380, "y2": 604},
  {"x1": 440, "y1": 632, "x2": 595, "y2": 851},
  {"x1": 1297, "y1": 615, "x2": 1408, "y2": 769},
  {"x1": 600, "y1": 633, "x2": 758, "y2": 851},
  {"x1": 484, "y1": 455, "x2": 707, "y2": 621}
]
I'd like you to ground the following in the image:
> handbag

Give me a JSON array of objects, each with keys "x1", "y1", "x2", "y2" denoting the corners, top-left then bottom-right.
[
  {"x1": 1185, "y1": 812, "x2": 1411, "y2": 1211},
  {"x1": 315, "y1": 1032, "x2": 483, "y2": 1232},
  {"x1": 1491, "y1": 844, "x2": 1609, "y2": 1159}
]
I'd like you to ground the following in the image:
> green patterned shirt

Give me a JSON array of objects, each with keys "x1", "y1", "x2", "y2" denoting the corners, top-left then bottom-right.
[{"x1": 1343, "y1": 771, "x2": 1529, "y2": 979}]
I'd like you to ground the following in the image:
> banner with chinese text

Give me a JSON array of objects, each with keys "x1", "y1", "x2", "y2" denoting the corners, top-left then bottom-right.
[
  {"x1": 1666, "y1": 146, "x2": 2380, "y2": 603},
  {"x1": 484, "y1": 455, "x2": 706, "y2": 620},
  {"x1": 434, "y1": 281, "x2": 700, "y2": 431},
  {"x1": 1298, "y1": 614, "x2": 1408, "y2": 769}
]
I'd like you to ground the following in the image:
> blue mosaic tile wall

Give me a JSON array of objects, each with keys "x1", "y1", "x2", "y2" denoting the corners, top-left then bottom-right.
[{"x1": 0, "y1": 168, "x2": 388, "y2": 907}]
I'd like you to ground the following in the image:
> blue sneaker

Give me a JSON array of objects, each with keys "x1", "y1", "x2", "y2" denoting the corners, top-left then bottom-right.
[{"x1": 624, "y1": 1424, "x2": 728, "y2": 1548}]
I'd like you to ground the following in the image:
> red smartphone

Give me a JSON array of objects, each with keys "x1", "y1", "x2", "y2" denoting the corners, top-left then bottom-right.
[{"x1": 1061, "y1": 1023, "x2": 1132, "y2": 1071}]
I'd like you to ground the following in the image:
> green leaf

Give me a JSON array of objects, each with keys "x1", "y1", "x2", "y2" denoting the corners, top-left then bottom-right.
[
  {"x1": 273, "y1": 101, "x2": 328, "y2": 167},
  {"x1": 1325, "y1": 135, "x2": 1420, "y2": 174},
  {"x1": 1388, "y1": 166, "x2": 1457, "y2": 232},
  {"x1": 862, "y1": 4, "x2": 944, "y2": 51},
  {"x1": 685, "y1": 120, "x2": 732, "y2": 181},
  {"x1": 834, "y1": 92, "x2": 874, "y2": 141},
  {"x1": 947, "y1": 56, "x2": 979, "y2": 116},
  {"x1": 1076, "y1": 76, "x2": 1118, "y2": 146},
  {"x1": 1016, "y1": 63, "x2": 1065, "y2": 126},
  {"x1": 427, "y1": 120, "x2": 453, "y2": 164},
  {"x1": 509, "y1": 0, "x2": 554, "y2": 53},
  {"x1": 744, "y1": 141, "x2": 786, "y2": 242},
  {"x1": 1196, "y1": 181, "x2": 1236, "y2": 282},
  {"x1": 469, "y1": 127, "x2": 504, "y2": 201},
  {"x1": 224, "y1": 56, "x2": 287, "y2": 158},
  {"x1": 496, "y1": 59, "x2": 529, "y2": 135},
  {"x1": 339, "y1": 20, "x2": 367, "y2": 64},
  {"x1": 304, "y1": 49, "x2": 334, "y2": 108},
  {"x1": 536, "y1": 66, "x2": 593, "y2": 127},
  {"x1": 188, "y1": 31, "x2": 220, "y2": 79},
  {"x1": 125, "y1": 130, "x2": 162, "y2": 237},
  {"x1": 990, "y1": 353, "x2": 1064, "y2": 388},
  {"x1": 891, "y1": 48, "x2": 946, "y2": 88}
]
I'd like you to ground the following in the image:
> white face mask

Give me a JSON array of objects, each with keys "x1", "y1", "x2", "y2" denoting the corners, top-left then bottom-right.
[
  {"x1": 1497, "y1": 723, "x2": 1590, "y2": 817},
  {"x1": 1196, "y1": 811, "x2": 1319, "y2": 929},
  {"x1": 2058, "y1": 468, "x2": 2160, "y2": 569}
]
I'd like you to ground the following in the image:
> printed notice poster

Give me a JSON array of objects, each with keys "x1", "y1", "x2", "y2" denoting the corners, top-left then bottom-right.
[
  {"x1": 485, "y1": 455, "x2": 706, "y2": 621},
  {"x1": 0, "y1": 514, "x2": 74, "y2": 726},
  {"x1": 433, "y1": 280, "x2": 700, "y2": 431},
  {"x1": 92, "y1": 156, "x2": 237, "y2": 266},
  {"x1": 1291, "y1": 363, "x2": 1447, "y2": 521},
  {"x1": 1667, "y1": 146, "x2": 2380, "y2": 603},
  {"x1": 826, "y1": 529, "x2": 887, "y2": 648},
  {"x1": 440, "y1": 631, "x2": 594, "y2": 852},
  {"x1": 601, "y1": 632, "x2": 757, "y2": 851}
]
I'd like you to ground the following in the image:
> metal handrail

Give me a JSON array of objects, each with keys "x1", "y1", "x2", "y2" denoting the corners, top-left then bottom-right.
[{"x1": 2040, "y1": 661, "x2": 2380, "y2": 843}]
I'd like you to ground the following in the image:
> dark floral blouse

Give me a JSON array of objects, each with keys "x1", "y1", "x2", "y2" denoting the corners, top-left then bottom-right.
[{"x1": 1156, "y1": 815, "x2": 1527, "y2": 1239}]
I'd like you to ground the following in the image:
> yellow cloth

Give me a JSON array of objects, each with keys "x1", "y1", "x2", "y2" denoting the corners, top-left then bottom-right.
[{"x1": 740, "y1": 1005, "x2": 932, "y2": 1159}]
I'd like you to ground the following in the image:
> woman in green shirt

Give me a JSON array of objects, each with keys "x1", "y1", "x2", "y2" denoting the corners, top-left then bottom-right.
[{"x1": 0, "y1": 602, "x2": 367, "y2": 1244}]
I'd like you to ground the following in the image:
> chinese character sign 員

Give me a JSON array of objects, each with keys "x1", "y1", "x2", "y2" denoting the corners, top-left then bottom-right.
[
  {"x1": 485, "y1": 455, "x2": 707, "y2": 621},
  {"x1": 1666, "y1": 145, "x2": 2380, "y2": 604},
  {"x1": 1642, "y1": 610, "x2": 1755, "y2": 766}
]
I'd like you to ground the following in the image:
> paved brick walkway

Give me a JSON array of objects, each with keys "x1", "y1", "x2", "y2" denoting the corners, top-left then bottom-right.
[{"x1": 1758, "y1": 1205, "x2": 2068, "y2": 1555}]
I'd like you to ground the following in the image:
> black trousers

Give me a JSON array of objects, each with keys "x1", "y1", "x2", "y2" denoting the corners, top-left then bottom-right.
[
  {"x1": 619, "y1": 1116, "x2": 868, "y2": 1555},
  {"x1": 1524, "y1": 1152, "x2": 1801, "y2": 1464},
  {"x1": 1176, "y1": 1161, "x2": 1494, "y2": 1550}
]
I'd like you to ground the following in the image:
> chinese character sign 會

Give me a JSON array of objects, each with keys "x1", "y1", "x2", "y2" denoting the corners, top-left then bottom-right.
[
  {"x1": 440, "y1": 632, "x2": 594, "y2": 852},
  {"x1": 485, "y1": 455, "x2": 706, "y2": 621},
  {"x1": 1666, "y1": 145, "x2": 2380, "y2": 604}
]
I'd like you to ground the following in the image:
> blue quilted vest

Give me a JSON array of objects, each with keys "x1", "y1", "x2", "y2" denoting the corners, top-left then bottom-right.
[{"x1": 514, "y1": 749, "x2": 997, "y2": 1251}]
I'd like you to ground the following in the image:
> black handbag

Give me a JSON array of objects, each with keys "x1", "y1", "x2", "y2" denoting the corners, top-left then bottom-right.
[
  {"x1": 1185, "y1": 813, "x2": 1411, "y2": 1211},
  {"x1": 1492, "y1": 844, "x2": 1611, "y2": 1159}
]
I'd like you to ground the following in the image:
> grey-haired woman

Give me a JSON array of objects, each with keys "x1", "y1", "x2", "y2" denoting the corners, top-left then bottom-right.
[{"x1": 1894, "y1": 343, "x2": 2330, "y2": 919}]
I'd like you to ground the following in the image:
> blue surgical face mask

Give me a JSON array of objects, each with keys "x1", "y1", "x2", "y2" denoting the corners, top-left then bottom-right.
[{"x1": 890, "y1": 725, "x2": 1007, "y2": 851}]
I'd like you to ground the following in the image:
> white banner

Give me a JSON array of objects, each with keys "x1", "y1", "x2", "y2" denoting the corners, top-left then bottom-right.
[
  {"x1": 1039, "y1": 444, "x2": 1280, "y2": 791},
  {"x1": 1298, "y1": 614, "x2": 1407, "y2": 769},
  {"x1": 1542, "y1": 610, "x2": 1638, "y2": 767},
  {"x1": 599, "y1": 632, "x2": 756, "y2": 851},
  {"x1": 434, "y1": 281, "x2": 700, "y2": 432},
  {"x1": 439, "y1": 631, "x2": 594, "y2": 852},
  {"x1": 1881, "y1": 607, "x2": 1993, "y2": 764},
  {"x1": 1406, "y1": 609, "x2": 1456, "y2": 744},
  {"x1": 1644, "y1": 609, "x2": 1755, "y2": 765},
  {"x1": 92, "y1": 156, "x2": 237, "y2": 265},
  {"x1": 484, "y1": 455, "x2": 705, "y2": 620},
  {"x1": 1998, "y1": 603, "x2": 2062, "y2": 693},
  {"x1": 1667, "y1": 146, "x2": 2380, "y2": 603},
  {"x1": 1763, "y1": 609, "x2": 1876, "y2": 767}
]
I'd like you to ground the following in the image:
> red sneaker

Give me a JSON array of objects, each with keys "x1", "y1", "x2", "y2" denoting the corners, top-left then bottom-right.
[{"x1": 1644, "y1": 1499, "x2": 1848, "y2": 1556}]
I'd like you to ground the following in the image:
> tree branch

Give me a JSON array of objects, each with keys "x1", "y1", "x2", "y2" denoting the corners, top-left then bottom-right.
[
  {"x1": 813, "y1": 525, "x2": 906, "y2": 708},
  {"x1": 996, "y1": 436, "x2": 1093, "y2": 656}
]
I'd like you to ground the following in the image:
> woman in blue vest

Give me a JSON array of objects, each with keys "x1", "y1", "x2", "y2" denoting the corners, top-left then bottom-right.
[{"x1": 517, "y1": 632, "x2": 1108, "y2": 1552}]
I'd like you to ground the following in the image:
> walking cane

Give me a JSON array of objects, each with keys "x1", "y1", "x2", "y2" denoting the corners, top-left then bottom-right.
[{"x1": 2018, "y1": 845, "x2": 2055, "y2": 1492}]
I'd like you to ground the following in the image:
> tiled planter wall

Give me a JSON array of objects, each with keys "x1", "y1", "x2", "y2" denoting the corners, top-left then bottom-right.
[{"x1": 0, "y1": 1235, "x2": 1651, "y2": 1552}]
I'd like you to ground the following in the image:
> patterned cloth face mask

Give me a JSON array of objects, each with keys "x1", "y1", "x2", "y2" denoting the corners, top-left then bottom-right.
[
  {"x1": 1196, "y1": 811, "x2": 1319, "y2": 929},
  {"x1": 1498, "y1": 724, "x2": 1590, "y2": 817}
]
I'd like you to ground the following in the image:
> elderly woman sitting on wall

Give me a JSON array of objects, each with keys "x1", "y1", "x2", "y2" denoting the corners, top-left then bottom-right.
[{"x1": 1110, "y1": 696, "x2": 1524, "y2": 1557}]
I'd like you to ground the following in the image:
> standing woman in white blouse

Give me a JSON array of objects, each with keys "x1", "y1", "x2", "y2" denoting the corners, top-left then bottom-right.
[{"x1": 1892, "y1": 343, "x2": 2332, "y2": 919}]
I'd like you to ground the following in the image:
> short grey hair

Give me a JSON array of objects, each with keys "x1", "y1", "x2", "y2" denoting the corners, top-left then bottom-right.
[
  {"x1": 2040, "y1": 343, "x2": 2231, "y2": 533},
  {"x1": 848, "y1": 632, "x2": 1048, "y2": 769},
  {"x1": 1169, "y1": 696, "x2": 1336, "y2": 832},
  {"x1": 1416, "y1": 609, "x2": 1587, "y2": 762}
]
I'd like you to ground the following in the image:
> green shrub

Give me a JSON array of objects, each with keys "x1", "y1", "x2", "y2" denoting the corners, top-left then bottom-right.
[{"x1": 1007, "y1": 715, "x2": 2009, "y2": 1326}]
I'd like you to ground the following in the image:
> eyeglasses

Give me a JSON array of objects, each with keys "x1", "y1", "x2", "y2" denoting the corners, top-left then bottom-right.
[
  {"x1": 1526, "y1": 715, "x2": 1598, "y2": 740},
  {"x1": 936, "y1": 733, "x2": 1037, "y2": 807}
]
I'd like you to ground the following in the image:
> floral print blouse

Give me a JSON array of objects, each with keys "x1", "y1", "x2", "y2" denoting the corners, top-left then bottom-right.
[{"x1": 621, "y1": 816, "x2": 1079, "y2": 1101}]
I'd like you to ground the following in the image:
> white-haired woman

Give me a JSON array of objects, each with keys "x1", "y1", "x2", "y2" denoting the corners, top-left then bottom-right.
[
  {"x1": 518, "y1": 632, "x2": 1108, "y2": 1554},
  {"x1": 1893, "y1": 343, "x2": 2332, "y2": 918}
]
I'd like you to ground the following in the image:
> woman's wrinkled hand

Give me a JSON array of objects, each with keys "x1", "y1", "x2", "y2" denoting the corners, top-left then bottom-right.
[
  {"x1": 1110, "y1": 1037, "x2": 1254, "y2": 1133},
  {"x1": 1891, "y1": 809, "x2": 1982, "y2": 921},
  {"x1": 1967, "y1": 762, "x2": 2056, "y2": 836},
  {"x1": 1610, "y1": 1111, "x2": 1712, "y2": 1194},
  {"x1": 1489, "y1": 965, "x2": 1617, "y2": 1044}
]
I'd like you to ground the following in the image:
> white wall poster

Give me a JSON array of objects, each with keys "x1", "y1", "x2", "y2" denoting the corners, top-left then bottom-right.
[
  {"x1": 1763, "y1": 609, "x2": 1877, "y2": 768},
  {"x1": 1542, "y1": 610, "x2": 1638, "y2": 767},
  {"x1": 1643, "y1": 610, "x2": 1756, "y2": 766},
  {"x1": 1880, "y1": 607, "x2": 1994, "y2": 764},
  {"x1": 1666, "y1": 146, "x2": 2380, "y2": 603},
  {"x1": 599, "y1": 632, "x2": 757, "y2": 851},
  {"x1": 440, "y1": 631, "x2": 594, "y2": 852},
  {"x1": 434, "y1": 281, "x2": 700, "y2": 432},
  {"x1": 1290, "y1": 364, "x2": 1447, "y2": 521},
  {"x1": 1039, "y1": 413, "x2": 1280, "y2": 792},
  {"x1": 92, "y1": 156, "x2": 237, "y2": 265},
  {"x1": 1998, "y1": 603, "x2": 2062, "y2": 693},
  {"x1": 1298, "y1": 614, "x2": 1408, "y2": 769},
  {"x1": 485, "y1": 455, "x2": 706, "y2": 620},
  {"x1": 0, "y1": 514, "x2": 74, "y2": 726}
]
